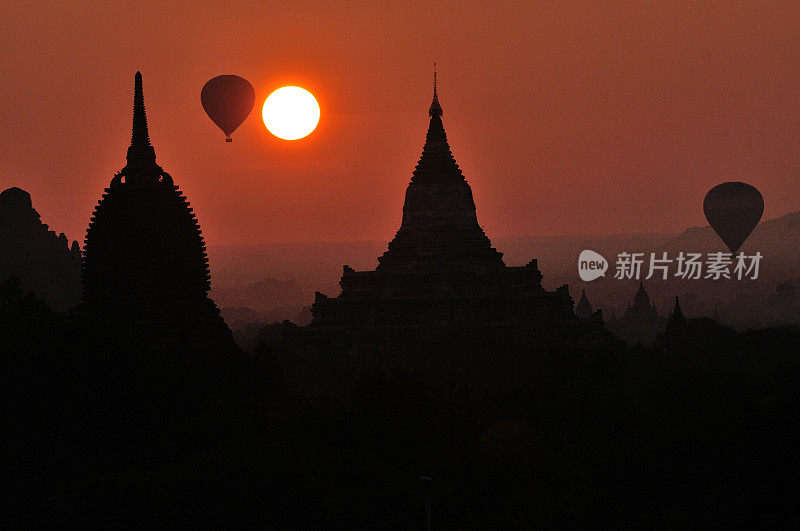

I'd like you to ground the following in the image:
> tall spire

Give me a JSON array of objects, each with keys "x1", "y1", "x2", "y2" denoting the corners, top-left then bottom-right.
[
  {"x1": 131, "y1": 71, "x2": 151, "y2": 147},
  {"x1": 412, "y1": 65, "x2": 462, "y2": 183},
  {"x1": 124, "y1": 72, "x2": 158, "y2": 174},
  {"x1": 429, "y1": 63, "x2": 442, "y2": 117}
]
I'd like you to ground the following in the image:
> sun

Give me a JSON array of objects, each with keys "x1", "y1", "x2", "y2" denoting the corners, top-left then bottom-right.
[{"x1": 262, "y1": 86, "x2": 320, "y2": 141}]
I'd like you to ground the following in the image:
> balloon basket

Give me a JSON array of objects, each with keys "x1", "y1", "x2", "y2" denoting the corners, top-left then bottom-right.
[{"x1": 225, "y1": 137, "x2": 232, "y2": 142}]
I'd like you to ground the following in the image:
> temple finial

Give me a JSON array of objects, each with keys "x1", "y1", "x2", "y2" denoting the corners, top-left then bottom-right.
[
  {"x1": 412, "y1": 63, "x2": 461, "y2": 183},
  {"x1": 429, "y1": 63, "x2": 443, "y2": 117},
  {"x1": 131, "y1": 71, "x2": 151, "y2": 147},
  {"x1": 123, "y1": 71, "x2": 158, "y2": 174}
]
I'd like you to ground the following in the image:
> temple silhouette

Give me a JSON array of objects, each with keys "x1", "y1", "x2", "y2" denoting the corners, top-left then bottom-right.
[
  {"x1": 0, "y1": 187, "x2": 81, "y2": 310},
  {"x1": 81, "y1": 72, "x2": 236, "y2": 355},
  {"x1": 305, "y1": 73, "x2": 605, "y2": 346},
  {"x1": 606, "y1": 281, "x2": 666, "y2": 346},
  {"x1": 661, "y1": 294, "x2": 732, "y2": 353}
]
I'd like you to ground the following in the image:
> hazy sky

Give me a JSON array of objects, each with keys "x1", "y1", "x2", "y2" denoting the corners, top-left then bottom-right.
[{"x1": 2, "y1": 1, "x2": 799, "y2": 245}]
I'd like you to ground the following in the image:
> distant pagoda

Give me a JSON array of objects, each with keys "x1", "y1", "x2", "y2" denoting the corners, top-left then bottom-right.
[
  {"x1": 308, "y1": 71, "x2": 604, "y2": 342},
  {"x1": 606, "y1": 281, "x2": 666, "y2": 346},
  {"x1": 82, "y1": 73, "x2": 225, "y2": 334}
]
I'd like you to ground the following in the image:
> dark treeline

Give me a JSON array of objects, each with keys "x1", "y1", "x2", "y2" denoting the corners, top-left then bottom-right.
[{"x1": 4, "y1": 277, "x2": 800, "y2": 527}]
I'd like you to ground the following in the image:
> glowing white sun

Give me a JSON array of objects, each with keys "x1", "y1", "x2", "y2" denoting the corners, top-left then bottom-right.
[{"x1": 261, "y1": 86, "x2": 320, "y2": 140}]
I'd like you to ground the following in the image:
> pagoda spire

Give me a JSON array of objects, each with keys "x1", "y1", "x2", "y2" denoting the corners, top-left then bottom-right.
[
  {"x1": 124, "y1": 71, "x2": 159, "y2": 175},
  {"x1": 665, "y1": 295, "x2": 688, "y2": 345},
  {"x1": 575, "y1": 289, "x2": 594, "y2": 319},
  {"x1": 429, "y1": 63, "x2": 442, "y2": 117},
  {"x1": 670, "y1": 295, "x2": 686, "y2": 322},
  {"x1": 632, "y1": 279, "x2": 651, "y2": 310},
  {"x1": 377, "y1": 68, "x2": 502, "y2": 270},
  {"x1": 131, "y1": 71, "x2": 151, "y2": 147},
  {"x1": 411, "y1": 66, "x2": 463, "y2": 183}
]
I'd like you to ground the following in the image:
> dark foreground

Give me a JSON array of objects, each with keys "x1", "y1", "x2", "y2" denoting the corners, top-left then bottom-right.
[{"x1": 4, "y1": 280, "x2": 800, "y2": 528}]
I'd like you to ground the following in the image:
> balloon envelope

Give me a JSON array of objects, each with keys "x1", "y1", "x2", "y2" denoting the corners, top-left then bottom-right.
[
  {"x1": 703, "y1": 182, "x2": 764, "y2": 254},
  {"x1": 201, "y1": 75, "x2": 255, "y2": 142}
]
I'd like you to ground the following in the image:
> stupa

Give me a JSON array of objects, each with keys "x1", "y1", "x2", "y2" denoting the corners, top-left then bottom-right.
[
  {"x1": 606, "y1": 281, "x2": 666, "y2": 346},
  {"x1": 82, "y1": 72, "x2": 229, "y2": 341}
]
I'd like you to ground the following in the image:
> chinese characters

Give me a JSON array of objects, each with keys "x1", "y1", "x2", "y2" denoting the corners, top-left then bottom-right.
[{"x1": 613, "y1": 251, "x2": 761, "y2": 280}]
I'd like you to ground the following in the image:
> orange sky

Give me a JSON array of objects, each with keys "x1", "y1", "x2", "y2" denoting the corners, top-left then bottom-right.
[{"x1": 2, "y1": 1, "x2": 800, "y2": 245}]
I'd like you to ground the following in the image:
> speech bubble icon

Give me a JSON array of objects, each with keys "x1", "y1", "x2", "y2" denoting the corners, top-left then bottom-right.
[{"x1": 578, "y1": 250, "x2": 608, "y2": 281}]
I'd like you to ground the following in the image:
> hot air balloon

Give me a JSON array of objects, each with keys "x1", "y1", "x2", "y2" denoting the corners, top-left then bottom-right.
[
  {"x1": 201, "y1": 75, "x2": 255, "y2": 142},
  {"x1": 703, "y1": 182, "x2": 764, "y2": 254}
]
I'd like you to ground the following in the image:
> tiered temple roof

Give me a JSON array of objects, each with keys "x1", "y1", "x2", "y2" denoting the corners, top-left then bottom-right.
[
  {"x1": 307, "y1": 72, "x2": 603, "y2": 342},
  {"x1": 377, "y1": 69, "x2": 502, "y2": 275}
]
